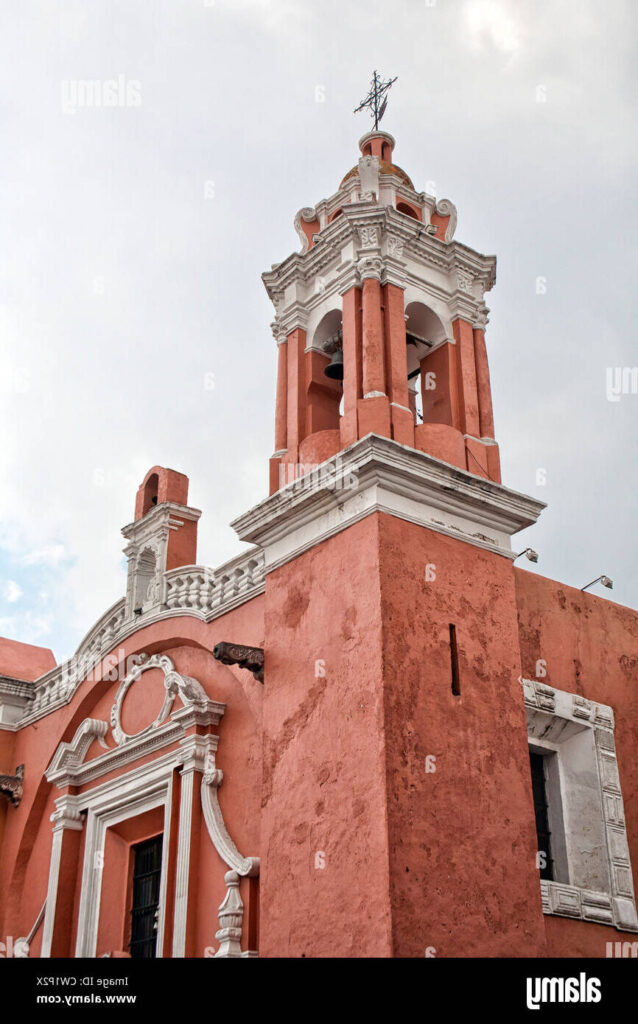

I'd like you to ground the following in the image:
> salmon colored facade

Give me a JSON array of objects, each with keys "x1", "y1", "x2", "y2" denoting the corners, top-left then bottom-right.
[{"x1": 1, "y1": 132, "x2": 636, "y2": 958}]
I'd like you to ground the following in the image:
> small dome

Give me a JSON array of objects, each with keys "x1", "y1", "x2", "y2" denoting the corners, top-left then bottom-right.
[{"x1": 340, "y1": 161, "x2": 414, "y2": 190}]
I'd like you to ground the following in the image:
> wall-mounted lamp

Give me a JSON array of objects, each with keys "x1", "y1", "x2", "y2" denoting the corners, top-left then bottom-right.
[
  {"x1": 581, "y1": 575, "x2": 613, "y2": 592},
  {"x1": 514, "y1": 548, "x2": 539, "y2": 564}
]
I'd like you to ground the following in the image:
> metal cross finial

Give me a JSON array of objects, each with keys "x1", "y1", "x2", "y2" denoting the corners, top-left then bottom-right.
[{"x1": 354, "y1": 70, "x2": 398, "y2": 130}]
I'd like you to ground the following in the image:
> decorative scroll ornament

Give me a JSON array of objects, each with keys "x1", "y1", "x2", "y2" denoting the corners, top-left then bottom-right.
[
  {"x1": 110, "y1": 653, "x2": 209, "y2": 745},
  {"x1": 200, "y1": 749, "x2": 260, "y2": 956},
  {"x1": 14, "y1": 901, "x2": 46, "y2": 958},
  {"x1": 0, "y1": 764, "x2": 24, "y2": 807},
  {"x1": 294, "y1": 207, "x2": 318, "y2": 254},
  {"x1": 213, "y1": 642, "x2": 264, "y2": 683},
  {"x1": 434, "y1": 198, "x2": 458, "y2": 241},
  {"x1": 201, "y1": 753, "x2": 260, "y2": 877}
]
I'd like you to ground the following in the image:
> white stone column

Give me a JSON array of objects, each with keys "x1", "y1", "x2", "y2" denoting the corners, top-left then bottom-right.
[
  {"x1": 41, "y1": 797, "x2": 83, "y2": 958},
  {"x1": 172, "y1": 734, "x2": 213, "y2": 957}
]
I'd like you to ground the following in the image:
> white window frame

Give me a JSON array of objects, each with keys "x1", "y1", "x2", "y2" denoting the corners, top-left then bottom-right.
[{"x1": 522, "y1": 678, "x2": 638, "y2": 933}]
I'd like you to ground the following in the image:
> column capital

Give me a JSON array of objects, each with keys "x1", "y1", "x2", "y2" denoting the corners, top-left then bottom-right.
[
  {"x1": 357, "y1": 256, "x2": 383, "y2": 282},
  {"x1": 51, "y1": 796, "x2": 84, "y2": 833}
]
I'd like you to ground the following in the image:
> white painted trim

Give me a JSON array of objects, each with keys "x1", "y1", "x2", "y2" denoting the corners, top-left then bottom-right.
[
  {"x1": 200, "y1": 767, "x2": 260, "y2": 877},
  {"x1": 232, "y1": 434, "x2": 545, "y2": 570},
  {"x1": 522, "y1": 678, "x2": 638, "y2": 933},
  {"x1": 171, "y1": 733, "x2": 217, "y2": 957},
  {"x1": 46, "y1": 704, "x2": 224, "y2": 789},
  {"x1": 73, "y1": 762, "x2": 174, "y2": 957},
  {"x1": 172, "y1": 766, "x2": 195, "y2": 957},
  {"x1": 40, "y1": 800, "x2": 84, "y2": 958}
]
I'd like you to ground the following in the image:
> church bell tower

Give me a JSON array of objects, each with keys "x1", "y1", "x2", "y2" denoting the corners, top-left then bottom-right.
[
  {"x1": 263, "y1": 126, "x2": 500, "y2": 495},
  {"x1": 234, "y1": 90, "x2": 549, "y2": 957}
]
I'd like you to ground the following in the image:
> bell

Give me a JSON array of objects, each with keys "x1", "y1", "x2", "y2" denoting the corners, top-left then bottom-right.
[{"x1": 324, "y1": 348, "x2": 344, "y2": 381}]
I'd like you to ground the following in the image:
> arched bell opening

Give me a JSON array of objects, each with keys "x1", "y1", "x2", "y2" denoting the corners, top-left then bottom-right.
[
  {"x1": 405, "y1": 301, "x2": 447, "y2": 427},
  {"x1": 141, "y1": 473, "x2": 159, "y2": 516},
  {"x1": 306, "y1": 310, "x2": 344, "y2": 437},
  {"x1": 396, "y1": 200, "x2": 421, "y2": 221}
]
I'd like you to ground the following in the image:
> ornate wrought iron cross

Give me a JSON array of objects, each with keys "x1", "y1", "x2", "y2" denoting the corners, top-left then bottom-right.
[{"x1": 354, "y1": 70, "x2": 398, "y2": 130}]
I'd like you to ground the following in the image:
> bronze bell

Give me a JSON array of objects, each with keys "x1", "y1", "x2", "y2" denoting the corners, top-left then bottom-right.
[{"x1": 324, "y1": 348, "x2": 344, "y2": 381}]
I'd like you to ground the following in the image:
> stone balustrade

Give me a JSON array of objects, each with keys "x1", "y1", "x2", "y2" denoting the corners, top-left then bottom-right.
[{"x1": 18, "y1": 549, "x2": 265, "y2": 726}]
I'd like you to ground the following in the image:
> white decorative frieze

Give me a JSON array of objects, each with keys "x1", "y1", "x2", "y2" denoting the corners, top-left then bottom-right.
[
  {"x1": 456, "y1": 271, "x2": 474, "y2": 293},
  {"x1": 357, "y1": 224, "x2": 380, "y2": 248},
  {"x1": 387, "y1": 235, "x2": 405, "y2": 259}
]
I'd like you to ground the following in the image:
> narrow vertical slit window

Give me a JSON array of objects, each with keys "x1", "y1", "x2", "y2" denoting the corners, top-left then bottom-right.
[
  {"x1": 529, "y1": 752, "x2": 554, "y2": 881},
  {"x1": 449, "y1": 624, "x2": 460, "y2": 696},
  {"x1": 129, "y1": 835, "x2": 163, "y2": 958}
]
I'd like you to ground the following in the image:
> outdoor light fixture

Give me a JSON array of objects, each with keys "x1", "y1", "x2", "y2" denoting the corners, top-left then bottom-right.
[
  {"x1": 514, "y1": 548, "x2": 539, "y2": 563},
  {"x1": 581, "y1": 575, "x2": 614, "y2": 592},
  {"x1": 133, "y1": 607, "x2": 143, "y2": 616}
]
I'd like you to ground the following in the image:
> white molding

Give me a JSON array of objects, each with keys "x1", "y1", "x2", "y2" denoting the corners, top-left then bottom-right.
[
  {"x1": 46, "y1": 704, "x2": 224, "y2": 790},
  {"x1": 44, "y1": 656, "x2": 259, "y2": 957},
  {"x1": 232, "y1": 434, "x2": 545, "y2": 571},
  {"x1": 0, "y1": 675, "x2": 34, "y2": 728},
  {"x1": 46, "y1": 719, "x2": 109, "y2": 782},
  {"x1": 200, "y1": 761, "x2": 260, "y2": 878},
  {"x1": 263, "y1": 201, "x2": 496, "y2": 335},
  {"x1": 40, "y1": 796, "x2": 84, "y2": 958},
  {"x1": 109, "y1": 652, "x2": 210, "y2": 746},
  {"x1": 18, "y1": 548, "x2": 264, "y2": 729},
  {"x1": 122, "y1": 501, "x2": 202, "y2": 619},
  {"x1": 522, "y1": 678, "x2": 638, "y2": 933},
  {"x1": 73, "y1": 769, "x2": 173, "y2": 957},
  {"x1": 172, "y1": 733, "x2": 216, "y2": 957}
]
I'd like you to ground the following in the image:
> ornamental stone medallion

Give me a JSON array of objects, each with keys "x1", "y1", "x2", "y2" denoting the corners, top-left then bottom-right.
[{"x1": 110, "y1": 652, "x2": 208, "y2": 745}]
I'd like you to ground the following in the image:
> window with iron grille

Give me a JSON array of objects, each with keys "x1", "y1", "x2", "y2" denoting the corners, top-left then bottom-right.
[
  {"x1": 129, "y1": 835, "x2": 163, "y2": 958},
  {"x1": 529, "y1": 751, "x2": 554, "y2": 881}
]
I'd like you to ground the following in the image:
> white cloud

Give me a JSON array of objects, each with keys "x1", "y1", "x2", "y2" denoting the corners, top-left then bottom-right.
[
  {"x1": 21, "y1": 545, "x2": 67, "y2": 568},
  {"x1": 3, "y1": 580, "x2": 22, "y2": 604},
  {"x1": 462, "y1": 0, "x2": 524, "y2": 57}
]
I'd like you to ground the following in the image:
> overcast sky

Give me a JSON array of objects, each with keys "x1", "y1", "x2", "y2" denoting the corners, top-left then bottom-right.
[{"x1": 1, "y1": 0, "x2": 636, "y2": 662}]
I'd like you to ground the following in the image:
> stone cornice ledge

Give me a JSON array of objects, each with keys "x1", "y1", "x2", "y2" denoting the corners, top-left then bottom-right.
[{"x1": 231, "y1": 434, "x2": 546, "y2": 572}]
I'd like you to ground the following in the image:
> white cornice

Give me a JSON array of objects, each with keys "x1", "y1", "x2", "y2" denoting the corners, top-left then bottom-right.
[
  {"x1": 121, "y1": 501, "x2": 201, "y2": 542},
  {"x1": 263, "y1": 204, "x2": 496, "y2": 304},
  {"x1": 231, "y1": 434, "x2": 545, "y2": 572}
]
